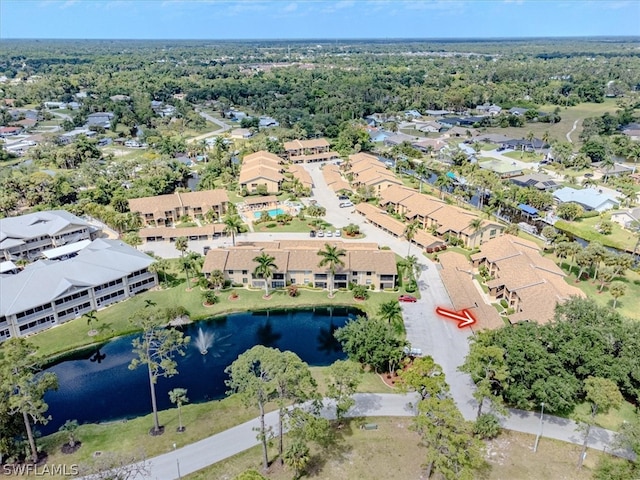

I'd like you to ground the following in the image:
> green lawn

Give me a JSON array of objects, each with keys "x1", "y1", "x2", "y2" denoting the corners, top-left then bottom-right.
[
  {"x1": 30, "y1": 281, "x2": 405, "y2": 360},
  {"x1": 572, "y1": 400, "x2": 638, "y2": 432},
  {"x1": 554, "y1": 217, "x2": 639, "y2": 253},
  {"x1": 543, "y1": 251, "x2": 640, "y2": 320},
  {"x1": 481, "y1": 99, "x2": 620, "y2": 148},
  {"x1": 254, "y1": 218, "x2": 317, "y2": 233},
  {"x1": 502, "y1": 150, "x2": 545, "y2": 163}
]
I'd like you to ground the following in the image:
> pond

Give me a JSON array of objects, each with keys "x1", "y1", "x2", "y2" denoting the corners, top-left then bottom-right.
[{"x1": 41, "y1": 307, "x2": 356, "y2": 435}]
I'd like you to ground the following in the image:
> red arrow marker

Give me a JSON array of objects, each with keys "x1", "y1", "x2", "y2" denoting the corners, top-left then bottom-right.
[{"x1": 435, "y1": 307, "x2": 476, "y2": 328}]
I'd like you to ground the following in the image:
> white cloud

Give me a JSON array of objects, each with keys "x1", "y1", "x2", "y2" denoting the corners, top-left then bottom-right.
[{"x1": 283, "y1": 2, "x2": 298, "y2": 13}]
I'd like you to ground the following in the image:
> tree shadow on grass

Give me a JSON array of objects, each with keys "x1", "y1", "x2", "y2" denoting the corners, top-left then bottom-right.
[{"x1": 305, "y1": 420, "x2": 356, "y2": 478}]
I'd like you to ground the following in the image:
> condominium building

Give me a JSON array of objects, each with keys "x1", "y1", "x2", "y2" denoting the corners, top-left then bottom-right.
[
  {"x1": 0, "y1": 210, "x2": 97, "y2": 262},
  {"x1": 202, "y1": 240, "x2": 397, "y2": 291},
  {"x1": 0, "y1": 239, "x2": 157, "y2": 341},
  {"x1": 238, "y1": 151, "x2": 285, "y2": 194},
  {"x1": 284, "y1": 138, "x2": 340, "y2": 163},
  {"x1": 128, "y1": 189, "x2": 230, "y2": 227},
  {"x1": 470, "y1": 235, "x2": 585, "y2": 324}
]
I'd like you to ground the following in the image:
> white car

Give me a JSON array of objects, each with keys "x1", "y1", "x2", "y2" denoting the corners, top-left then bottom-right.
[
  {"x1": 317, "y1": 231, "x2": 324, "y2": 237},
  {"x1": 335, "y1": 230, "x2": 341, "y2": 237},
  {"x1": 339, "y1": 201, "x2": 353, "y2": 208},
  {"x1": 325, "y1": 231, "x2": 333, "y2": 237}
]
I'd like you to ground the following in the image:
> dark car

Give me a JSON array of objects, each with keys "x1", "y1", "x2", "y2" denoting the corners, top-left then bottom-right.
[
  {"x1": 398, "y1": 295, "x2": 418, "y2": 303},
  {"x1": 309, "y1": 230, "x2": 316, "y2": 238}
]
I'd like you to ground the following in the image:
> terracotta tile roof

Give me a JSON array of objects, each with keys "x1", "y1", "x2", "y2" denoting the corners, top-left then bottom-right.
[
  {"x1": 379, "y1": 184, "x2": 423, "y2": 206},
  {"x1": 288, "y1": 164, "x2": 313, "y2": 188},
  {"x1": 348, "y1": 152, "x2": 380, "y2": 164},
  {"x1": 202, "y1": 250, "x2": 228, "y2": 273},
  {"x1": 284, "y1": 138, "x2": 330, "y2": 150},
  {"x1": 354, "y1": 168, "x2": 401, "y2": 187},
  {"x1": 322, "y1": 165, "x2": 351, "y2": 192},
  {"x1": 438, "y1": 252, "x2": 504, "y2": 330},
  {"x1": 238, "y1": 166, "x2": 284, "y2": 184},
  {"x1": 129, "y1": 190, "x2": 229, "y2": 216},
  {"x1": 473, "y1": 235, "x2": 585, "y2": 324},
  {"x1": 203, "y1": 240, "x2": 395, "y2": 277},
  {"x1": 243, "y1": 150, "x2": 283, "y2": 164},
  {"x1": 349, "y1": 250, "x2": 397, "y2": 275}
]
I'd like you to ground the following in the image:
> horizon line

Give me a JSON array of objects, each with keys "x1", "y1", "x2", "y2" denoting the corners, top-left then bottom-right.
[{"x1": 2, "y1": 35, "x2": 639, "y2": 42}]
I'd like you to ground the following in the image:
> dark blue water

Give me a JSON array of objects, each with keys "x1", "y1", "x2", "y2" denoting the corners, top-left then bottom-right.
[{"x1": 41, "y1": 307, "x2": 355, "y2": 434}]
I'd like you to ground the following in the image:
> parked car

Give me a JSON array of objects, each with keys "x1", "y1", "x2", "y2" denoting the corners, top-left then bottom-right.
[
  {"x1": 339, "y1": 201, "x2": 353, "y2": 208},
  {"x1": 325, "y1": 231, "x2": 333, "y2": 237},
  {"x1": 338, "y1": 195, "x2": 349, "y2": 201},
  {"x1": 335, "y1": 229, "x2": 341, "y2": 237},
  {"x1": 309, "y1": 230, "x2": 316, "y2": 238},
  {"x1": 398, "y1": 295, "x2": 418, "y2": 303},
  {"x1": 317, "y1": 231, "x2": 324, "y2": 237}
]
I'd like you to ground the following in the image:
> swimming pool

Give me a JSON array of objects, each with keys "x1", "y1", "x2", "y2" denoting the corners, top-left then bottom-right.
[{"x1": 253, "y1": 208, "x2": 285, "y2": 219}]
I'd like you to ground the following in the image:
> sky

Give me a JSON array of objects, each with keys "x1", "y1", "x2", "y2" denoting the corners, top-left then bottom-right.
[{"x1": 1, "y1": 0, "x2": 639, "y2": 40}]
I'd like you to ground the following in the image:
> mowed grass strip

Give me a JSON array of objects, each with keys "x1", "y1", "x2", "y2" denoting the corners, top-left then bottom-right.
[{"x1": 182, "y1": 418, "x2": 606, "y2": 480}]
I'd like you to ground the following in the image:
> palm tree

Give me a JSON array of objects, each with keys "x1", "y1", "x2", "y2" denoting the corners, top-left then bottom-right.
[
  {"x1": 403, "y1": 220, "x2": 420, "y2": 256},
  {"x1": 610, "y1": 282, "x2": 626, "y2": 309},
  {"x1": 600, "y1": 156, "x2": 615, "y2": 184},
  {"x1": 541, "y1": 130, "x2": 550, "y2": 156},
  {"x1": 168, "y1": 388, "x2": 189, "y2": 432},
  {"x1": 209, "y1": 269, "x2": 225, "y2": 291},
  {"x1": 149, "y1": 258, "x2": 169, "y2": 285},
  {"x1": 317, "y1": 243, "x2": 346, "y2": 298},
  {"x1": 377, "y1": 300, "x2": 404, "y2": 334},
  {"x1": 525, "y1": 131, "x2": 534, "y2": 158},
  {"x1": 415, "y1": 162, "x2": 430, "y2": 194},
  {"x1": 223, "y1": 215, "x2": 243, "y2": 246},
  {"x1": 401, "y1": 255, "x2": 421, "y2": 282},
  {"x1": 253, "y1": 252, "x2": 278, "y2": 298},
  {"x1": 83, "y1": 310, "x2": 98, "y2": 334},
  {"x1": 468, "y1": 218, "x2": 483, "y2": 234},
  {"x1": 434, "y1": 174, "x2": 453, "y2": 200},
  {"x1": 175, "y1": 236, "x2": 189, "y2": 258}
]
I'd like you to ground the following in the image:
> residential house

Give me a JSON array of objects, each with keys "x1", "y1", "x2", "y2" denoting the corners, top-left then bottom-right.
[
  {"x1": 259, "y1": 116, "x2": 279, "y2": 128},
  {"x1": 476, "y1": 103, "x2": 502, "y2": 116},
  {"x1": 508, "y1": 107, "x2": 529, "y2": 116},
  {"x1": 0, "y1": 210, "x2": 97, "y2": 262},
  {"x1": 238, "y1": 150, "x2": 284, "y2": 194},
  {"x1": 478, "y1": 159, "x2": 523, "y2": 178},
  {"x1": 413, "y1": 120, "x2": 443, "y2": 133},
  {"x1": 383, "y1": 132, "x2": 421, "y2": 146},
  {"x1": 202, "y1": 240, "x2": 397, "y2": 291},
  {"x1": 412, "y1": 138, "x2": 446, "y2": 155},
  {"x1": 368, "y1": 129, "x2": 392, "y2": 143},
  {"x1": 85, "y1": 112, "x2": 114, "y2": 129},
  {"x1": 424, "y1": 109, "x2": 451, "y2": 117},
  {"x1": 594, "y1": 162, "x2": 634, "y2": 178},
  {"x1": 0, "y1": 239, "x2": 157, "y2": 341},
  {"x1": 470, "y1": 235, "x2": 585, "y2": 324},
  {"x1": 443, "y1": 125, "x2": 477, "y2": 138},
  {"x1": 553, "y1": 187, "x2": 620, "y2": 212},
  {"x1": 611, "y1": 207, "x2": 640, "y2": 229},
  {"x1": 128, "y1": 189, "x2": 230, "y2": 227},
  {"x1": 509, "y1": 173, "x2": 561, "y2": 191},
  {"x1": 284, "y1": 138, "x2": 339, "y2": 163},
  {"x1": 0, "y1": 126, "x2": 22, "y2": 137},
  {"x1": 231, "y1": 128, "x2": 253, "y2": 139},
  {"x1": 404, "y1": 110, "x2": 422, "y2": 118}
]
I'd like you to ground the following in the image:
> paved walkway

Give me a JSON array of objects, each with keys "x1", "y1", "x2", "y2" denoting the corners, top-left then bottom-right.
[{"x1": 138, "y1": 393, "x2": 630, "y2": 480}]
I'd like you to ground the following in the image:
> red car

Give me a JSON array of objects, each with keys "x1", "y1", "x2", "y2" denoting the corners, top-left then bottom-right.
[{"x1": 398, "y1": 295, "x2": 417, "y2": 303}]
